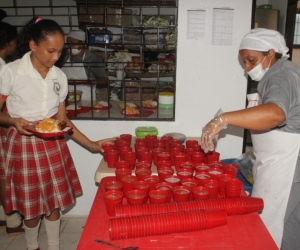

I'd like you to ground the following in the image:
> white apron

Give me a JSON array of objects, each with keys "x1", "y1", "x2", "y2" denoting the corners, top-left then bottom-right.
[
  {"x1": 247, "y1": 93, "x2": 300, "y2": 248},
  {"x1": 61, "y1": 55, "x2": 96, "y2": 102}
]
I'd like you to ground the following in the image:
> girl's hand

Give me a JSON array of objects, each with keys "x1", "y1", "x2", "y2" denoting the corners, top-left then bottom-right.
[
  {"x1": 13, "y1": 118, "x2": 32, "y2": 135},
  {"x1": 89, "y1": 138, "x2": 116, "y2": 153}
]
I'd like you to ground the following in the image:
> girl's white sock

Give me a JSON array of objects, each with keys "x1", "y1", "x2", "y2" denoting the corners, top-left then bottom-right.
[
  {"x1": 6, "y1": 212, "x2": 21, "y2": 228},
  {"x1": 24, "y1": 220, "x2": 40, "y2": 250},
  {"x1": 0, "y1": 205, "x2": 5, "y2": 221},
  {"x1": 44, "y1": 218, "x2": 60, "y2": 250}
]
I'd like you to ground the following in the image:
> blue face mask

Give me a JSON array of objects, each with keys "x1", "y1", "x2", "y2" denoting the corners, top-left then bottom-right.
[{"x1": 247, "y1": 56, "x2": 271, "y2": 81}]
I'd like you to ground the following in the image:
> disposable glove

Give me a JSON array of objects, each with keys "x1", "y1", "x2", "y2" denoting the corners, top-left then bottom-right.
[{"x1": 201, "y1": 110, "x2": 228, "y2": 153}]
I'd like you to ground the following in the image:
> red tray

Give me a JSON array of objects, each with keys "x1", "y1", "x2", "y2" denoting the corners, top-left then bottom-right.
[
  {"x1": 94, "y1": 103, "x2": 112, "y2": 111},
  {"x1": 142, "y1": 105, "x2": 157, "y2": 110},
  {"x1": 121, "y1": 110, "x2": 154, "y2": 118},
  {"x1": 24, "y1": 125, "x2": 73, "y2": 138}
]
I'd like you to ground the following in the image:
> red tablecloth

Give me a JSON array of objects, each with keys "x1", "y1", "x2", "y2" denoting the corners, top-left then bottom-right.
[{"x1": 77, "y1": 176, "x2": 278, "y2": 250}]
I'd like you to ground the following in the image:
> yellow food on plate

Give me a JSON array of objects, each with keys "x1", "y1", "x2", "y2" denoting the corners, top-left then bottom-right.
[
  {"x1": 35, "y1": 118, "x2": 67, "y2": 132},
  {"x1": 142, "y1": 100, "x2": 157, "y2": 107},
  {"x1": 125, "y1": 106, "x2": 139, "y2": 115},
  {"x1": 93, "y1": 103, "x2": 103, "y2": 109},
  {"x1": 118, "y1": 103, "x2": 136, "y2": 109}
]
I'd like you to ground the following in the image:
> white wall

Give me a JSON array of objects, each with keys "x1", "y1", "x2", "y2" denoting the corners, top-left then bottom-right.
[{"x1": 1, "y1": 0, "x2": 253, "y2": 216}]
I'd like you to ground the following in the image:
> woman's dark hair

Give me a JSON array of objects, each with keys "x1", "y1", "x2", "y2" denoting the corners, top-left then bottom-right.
[
  {"x1": 262, "y1": 50, "x2": 282, "y2": 59},
  {"x1": 17, "y1": 17, "x2": 64, "y2": 58},
  {"x1": 0, "y1": 22, "x2": 17, "y2": 50}
]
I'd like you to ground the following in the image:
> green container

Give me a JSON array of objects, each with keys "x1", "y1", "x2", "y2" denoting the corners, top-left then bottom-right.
[
  {"x1": 259, "y1": 4, "x2": 272, "y2": 9},
  {"x1": 135, "y1": 126, "x2": 158, "y2": 138}
]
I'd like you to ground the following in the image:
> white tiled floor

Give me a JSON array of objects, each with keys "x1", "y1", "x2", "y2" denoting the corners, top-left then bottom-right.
[{"x1": 0, "y1": 216, "x2": 87, "y2": 250}]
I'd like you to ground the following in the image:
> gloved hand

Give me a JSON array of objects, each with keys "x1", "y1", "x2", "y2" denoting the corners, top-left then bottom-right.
[{"x1": 201, "y1": 113, "x2": 228, "y2": 153}]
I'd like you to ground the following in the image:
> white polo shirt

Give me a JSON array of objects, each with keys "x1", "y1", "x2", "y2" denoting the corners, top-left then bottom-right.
[{"x1": 0, "y1": 52, "x2": 68, "y2": 122}]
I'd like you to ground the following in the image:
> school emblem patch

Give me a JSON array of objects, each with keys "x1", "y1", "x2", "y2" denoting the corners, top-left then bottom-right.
[{"x1": 53, "y1": 82, "x2": 60, "y2": 95}]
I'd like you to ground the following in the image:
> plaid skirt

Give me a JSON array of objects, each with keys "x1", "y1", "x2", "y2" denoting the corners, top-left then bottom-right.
[
  {"x1": 5, "y1": 127, "x2": 83, "y2": 220},
  {"x1": 0, "y1": 128, "x2": 6, "y2": 180}
]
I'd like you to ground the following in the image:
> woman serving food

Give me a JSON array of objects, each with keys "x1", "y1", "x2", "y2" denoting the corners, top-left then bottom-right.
[{"x1": 201, "y1": 28, "x2": 300, "y2": 250}]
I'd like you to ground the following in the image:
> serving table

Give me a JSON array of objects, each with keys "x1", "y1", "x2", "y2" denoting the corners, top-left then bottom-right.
[{"x1": 77, "y1": 176, "x2": 277, "y2": 250}]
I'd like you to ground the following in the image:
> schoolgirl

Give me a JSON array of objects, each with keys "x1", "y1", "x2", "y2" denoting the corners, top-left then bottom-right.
[
  {"x1": 0, "y1": 17, "x2": 114, "y2": 250},
  {"x1": 0, "y1": 21, "x2": 25, "y2": 236}
]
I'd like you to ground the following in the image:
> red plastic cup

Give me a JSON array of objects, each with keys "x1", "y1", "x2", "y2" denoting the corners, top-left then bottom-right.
[
  {"x1": 164, "y1": 175, "x2": 181, "y2": 188},
  {"x1": 225, "y1": 179, "x2": 243, "y2": 197},
  {"x1": 115, "y1": 168, "x2": 131, "y2": 182},
  {"x1": 195, "y1": 163, "x2": 210, "y2": 173},
  {"x1": 139, "y1": 151, "x2": 153, "y2": 165},
  {"x1": 148, "y1": 189, "x2": 168, "y2": 204},
  {"x1": 174, "y1": 153, "x2": 188, "y2": 171},
  {"x1": 179, "y1": 161, "x2": 195, "y2": 172},
  {"x1": 144, "y1": 175, "x2": 160, "y2": 191},
  {"x1": 104, "y1": 181, "x2": 123, "y2": 192},
  {"x1": 135, "y1": 161, "x2": 152, "y2": 169},
  {"x1": 158, "y1": 167, "x2": 174, "y2": 182},
  {"x1": 194, "y1": 173, "x2": 211, "y2": 186},
  {"x1": 156, "y1": 160, "x2": 172, "y2": 169},
  {"x1": 192, "y1": 186, "x2": 210, "y2": 200},
  {"x1": 115, "y1": 139, "x2": 130, "y2": 149},
  {"x1": 133, "y1": 180, "x2": 150, "y2": 194},
  {"x1": 135, "y1": 168, "x2": 152, "y2": 181},
  {"x1": 176, "y1": 170, "x2": 193, "y2": 180},
  {"x1": 205, "y1": 151, "x2": 220, "y2": 163},
  {"x1": 191, "y1": 152, "x2": 205, "y2": 164},
  {"x1": 217, "y1": 174, "x2": 235, "y2": 196},
  {"x1": 123, "y1": 152, "x2": 137, "y2": 170},
  {"x1": 120, "y1": 175, "x2": 137, "y2": 195},
  {"x1": 102, "y1": 143, "x2": 115, "y2": 161},
  {"x1": 152, "y1": 148, "x2": 165, "y2": 165},
  {"x1": 223, "y1": 164, "x2": 239, "y2": 178},
  {"x1": 207, "y1": 167, "x2": 224, "y2": 180},
  {"x1": 118, "y1": 147, "x2": 132, "y2": 161},
  {"x1": 186, "y1": 139, "x2": 198, "y2": 148},
  {"x1": 120, "y1": 134, "x2": 132, "y2": 144},
  {"x1": 172, "y1": 186, "x2": 190, "y2": 202},
  {"x1": 105, "y1": 149, "x2": 119, "y2": 168},
  {"x1": 104, "y1": 190, "x2": 123, "y2": 216},
  {"x1": 185, "y1": 147, "x2": 198, "y2": 161},
  {"x1": 181, "y1": 177, "x2": 198, "y2": 200},
  {"x1": 155, "y1": 182, "x2": 173, "y2": 202},
  {"x1": 126, "y1": 189, "x2": 147, "y2": 205},
  {"x1": 115, "y1": 160, "x2": 130, "y2": 169},
  {"x1": 202, "y1": 179, "x2": 220, "y2": 198},
  {"x1": 157, "y1": 152, "x2": 171, "y2": 162}
]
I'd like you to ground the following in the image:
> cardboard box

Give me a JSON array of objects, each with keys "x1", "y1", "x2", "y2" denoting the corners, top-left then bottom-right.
[
  {"x1": 106, "y1": 8, "x2": 132, "y2": 26},
  {"x1": 78, "y1": 14, "x2": 104, "y2": 24},
  {"x1": 122, "y1": 81, "x2": 157, "y2": 101},
  {"x1": 78, "y1": 6, "x2": 104, "y2": 24},
  {"x1": 78, "y1": 6, "x2": 104, "y2": 15}
]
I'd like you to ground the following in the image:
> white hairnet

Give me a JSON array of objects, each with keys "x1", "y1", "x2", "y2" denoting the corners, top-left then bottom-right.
[
  {"x1": 67, "y1": 30, "x2": 86, "y2": 41},
  {"x1": 239, "y1": 28, "x2": 289, "y2": 58}
]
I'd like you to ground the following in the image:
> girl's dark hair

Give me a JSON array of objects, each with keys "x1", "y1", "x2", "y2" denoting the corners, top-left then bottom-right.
[
  {"x1": 0, "y1": 22, "x2": 17, "y2": 50},
  {"x1": 17, "y1": 17, "x2": 64, "y2": 58}
]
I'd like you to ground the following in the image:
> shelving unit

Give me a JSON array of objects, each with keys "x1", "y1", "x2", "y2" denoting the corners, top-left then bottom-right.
[{"x1": 66, "y1": 0, "x2": 178, "y2": 121}]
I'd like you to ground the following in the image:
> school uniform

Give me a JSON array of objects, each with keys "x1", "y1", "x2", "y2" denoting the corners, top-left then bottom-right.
[
  {"x1": 0, "y1": 57, "x2": 7, "y2": 180},
  {"x1": 0, "y1": 52, "x2": 82, "y2": 220}
]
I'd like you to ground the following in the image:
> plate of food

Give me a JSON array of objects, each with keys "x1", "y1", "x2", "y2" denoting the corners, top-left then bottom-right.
[
  {"x1": 24, "y1": 118, "x2": 73, "y2": 138},
  {"x1": 117, "y1": 103, "x2": 139, "y2": 109},
  {"x1": 93, "y1": 101, "x2": 112, "y2": 111},
  {"x1": 142, "y1": 100, "x2": 158, "y2": 110},
  {"x1": 121, "y1": 107, "x2": 154, "y2": 118}
]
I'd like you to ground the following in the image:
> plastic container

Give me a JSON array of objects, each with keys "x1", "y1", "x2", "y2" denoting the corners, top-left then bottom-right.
[
  {"x1": 68, "y1": 90, "x2": 83, "y2": 103},
  {"x1": 163, "y1": 132, "x2": 186, "y2": 144},
  {"x1": 135, "y1": 126, "x2": 158, "y2": 138}
]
